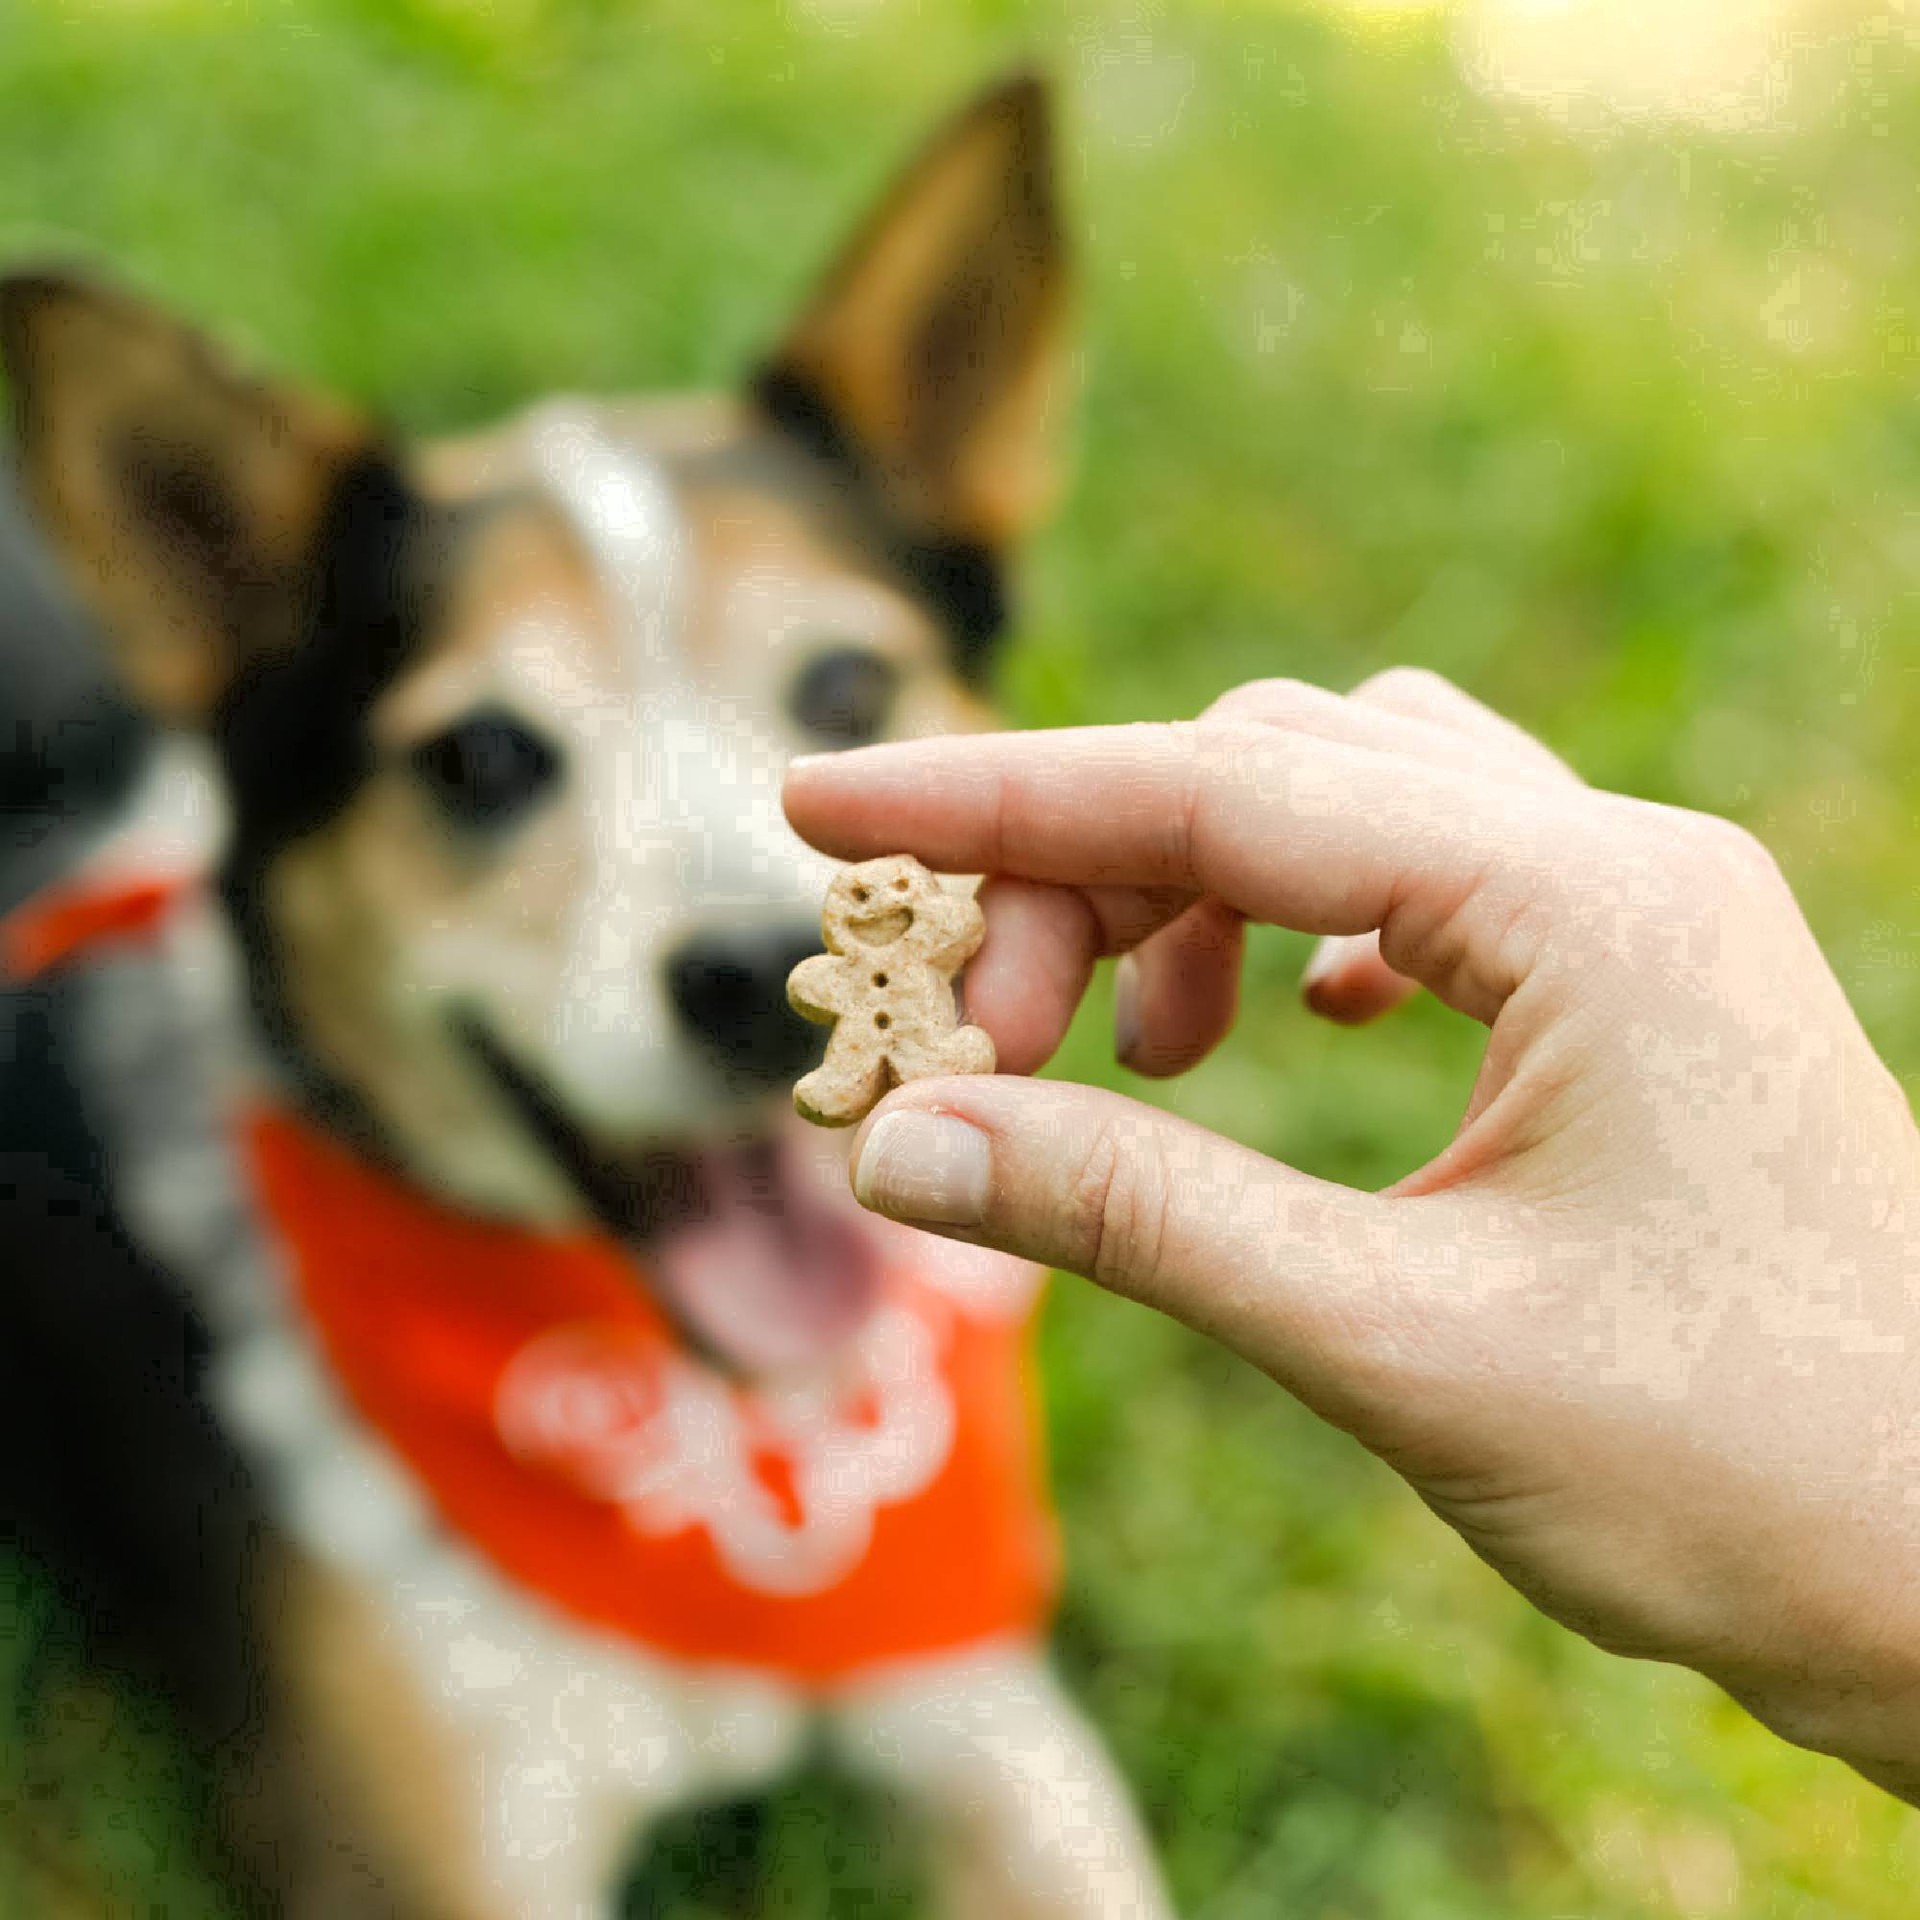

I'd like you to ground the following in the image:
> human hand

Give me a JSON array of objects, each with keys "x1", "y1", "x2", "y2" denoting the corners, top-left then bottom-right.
[{"x1": 784, "y1": 669, "x2": 1920, "y2": 1800}]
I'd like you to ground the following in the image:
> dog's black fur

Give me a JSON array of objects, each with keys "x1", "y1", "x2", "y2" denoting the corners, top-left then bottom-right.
[
  {"x1": 0, "y1": 467, "x2": 297, "y2": 1912},
  {"x1": 0, "y1": 461, "x2": 146, "y2": 910}
]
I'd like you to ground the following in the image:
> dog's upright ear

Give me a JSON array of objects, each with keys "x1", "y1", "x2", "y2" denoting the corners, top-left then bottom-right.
[
  {"x1": 755, "y1": 72, "x2": 1071, "y2": 561},
  {"x1": 0, "y1": 272, "x2": 392, "y2": 726}
]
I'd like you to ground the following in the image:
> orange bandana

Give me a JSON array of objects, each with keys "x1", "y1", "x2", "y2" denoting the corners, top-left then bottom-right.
[
  {"x1": 5, "y1": 875, "x2": 1058, "y2": 1683},
  {"x1": 244, "y1": 1107, "x2": 1057, "y2": 1681}
]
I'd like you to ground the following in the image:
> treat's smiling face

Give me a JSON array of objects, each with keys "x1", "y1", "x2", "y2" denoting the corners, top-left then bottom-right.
[
  {"x1": 824, "y1": 856, "x2": 937, "y2": 953},
  {"x1": 0, "y1": 77, "x2": 1066, "y2": 1375}
]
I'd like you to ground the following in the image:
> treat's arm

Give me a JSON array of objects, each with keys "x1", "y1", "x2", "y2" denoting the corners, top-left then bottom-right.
[
  {"x1": 922, "y1": 895, "x2": 987, "y2": 972},
  {"x1": 786, "y1": 953, "x2": 845, "y2": 1023}
]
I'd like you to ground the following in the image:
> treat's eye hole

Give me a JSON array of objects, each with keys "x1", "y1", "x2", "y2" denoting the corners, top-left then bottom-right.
[
  {"x1": 893, "y1": 876, "x2": 910, "y2": 892},
  {"x1": 852, "y1": 885, "x2": 871, "y2": 905},
  {"x1": 787, "y1": 646, "x2": 901, "y2": 748},
  {"x1": 410, "y1": 708, "x2": 562, "y2": 833}
]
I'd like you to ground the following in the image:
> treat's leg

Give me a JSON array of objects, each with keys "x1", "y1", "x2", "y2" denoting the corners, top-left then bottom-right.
[
  {"x1": 906, "y1": 1025, "x2": 995, "y2": 1080},
  {"x1": 794, "y1": 1050, "x2": 890, "y2": 1128},
  {"x1": 830, "y1": 1644, "x2": 1175, "y2": 1920},
  {"x1": 947, "y1": 1026, "x2": 997, "y2": 1077}
]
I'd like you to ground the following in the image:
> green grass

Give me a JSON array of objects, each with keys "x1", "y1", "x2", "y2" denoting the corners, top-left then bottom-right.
[{"x1": 5, "y1": 0, "x2": 1920, "y2": 1910}]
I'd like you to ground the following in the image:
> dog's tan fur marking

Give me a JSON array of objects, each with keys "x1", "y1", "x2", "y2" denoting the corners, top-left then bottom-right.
[
  {"x1": 372, "y1": 498, "x2": 614, "y2": 749},
  {"x1": 266, "y1": 778, "x2": 586, "y2": 1224},
  {"x1": 265, "y1": 1547, "x2": 506, "y2": 1920}
]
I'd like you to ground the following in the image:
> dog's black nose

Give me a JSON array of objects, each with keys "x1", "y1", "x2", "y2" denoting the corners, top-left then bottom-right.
[{"x1": 665, "y1": 927, "x2": 825, "y2": 1081}]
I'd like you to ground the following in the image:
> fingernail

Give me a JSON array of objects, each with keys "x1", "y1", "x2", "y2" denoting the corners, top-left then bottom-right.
[
  {"x1": 1113, "y1": 953, "x2": 1144, "y2": 1069},
  {"x1": 1301, "y1": 935, "x2": 1348, "y2": 991},
  {"x1": 853, "y1": 1111, "x2": 991, "y2": 1227}
]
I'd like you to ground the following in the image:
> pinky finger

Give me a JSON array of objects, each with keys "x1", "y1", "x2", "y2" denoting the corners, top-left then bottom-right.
[{"x1": 1301, "y1": 931, "x2": 1417, "y2": 1027}]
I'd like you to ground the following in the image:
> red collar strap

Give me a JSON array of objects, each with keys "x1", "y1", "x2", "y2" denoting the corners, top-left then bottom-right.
[{"x1": 1, "y1": 873, "x2": 196, "y2": 983}]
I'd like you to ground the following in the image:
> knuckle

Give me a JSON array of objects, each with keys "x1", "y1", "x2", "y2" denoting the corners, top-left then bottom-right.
[
  {"x1": 1705, "y1": 815, "x2": 1779, "y2": 881},
  {"x1": 1578, "y1": 800, "x2": 1790, "y2": 967},
  {"x1": 1354, "y1": 664, "x2": 1458, "y2": 710},
  {"x1": 1664, "y1": 807, "x2": 1782, "y2": 890},
  {"x1": 1063, "y1": 1120, "x2": 1172, "y2": 1293},
  {"x1": 1206, "y1": 676, "x2": 1317, "y2": 726}
]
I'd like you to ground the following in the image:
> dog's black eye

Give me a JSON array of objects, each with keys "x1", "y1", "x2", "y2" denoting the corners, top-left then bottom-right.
[
  {"x1": 788, "y1": 648, "x2": 900, "y2": 748},
  {"x1": 410, "y1": 709, "x2": 561, "y2": 831}
]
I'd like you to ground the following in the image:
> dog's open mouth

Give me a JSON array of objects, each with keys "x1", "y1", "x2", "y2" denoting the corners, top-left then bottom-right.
[
  {"x1": 641, "y1": 1132, "x2": 882, "y2": 1375},
  {"x1": 457, "y1": 1015, "x2": 881, "y2": 1376}
]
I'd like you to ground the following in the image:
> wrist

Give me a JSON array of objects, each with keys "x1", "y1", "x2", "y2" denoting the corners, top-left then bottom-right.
[
  {"x1": 1725, "y1": 1549, "x2": 1920, "y2": 1804},
  {"x1": 1740, "y1": 1668, "x2": 1920, "y2": 1805}
]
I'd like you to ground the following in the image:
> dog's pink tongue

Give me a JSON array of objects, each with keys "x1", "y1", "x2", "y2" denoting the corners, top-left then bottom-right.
[{"x1": 648, "y1": 1136, "x2": 882, "y2": 1376}]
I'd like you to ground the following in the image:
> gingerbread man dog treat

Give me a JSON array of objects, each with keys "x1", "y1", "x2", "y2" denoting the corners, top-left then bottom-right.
[{"x1": 788, "y1": 855, "x2": 997, "y2": 1127}]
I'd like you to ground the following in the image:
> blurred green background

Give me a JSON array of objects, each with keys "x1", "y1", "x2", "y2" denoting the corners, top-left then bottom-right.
[{"x1": 6, "y1": 0, "x2": 1920, "y2": 1912}]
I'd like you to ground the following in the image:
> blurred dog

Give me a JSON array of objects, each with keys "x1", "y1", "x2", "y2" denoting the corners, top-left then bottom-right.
[{"x1": 0, "y1": 77, "x2": 1174, "y2": 1920}]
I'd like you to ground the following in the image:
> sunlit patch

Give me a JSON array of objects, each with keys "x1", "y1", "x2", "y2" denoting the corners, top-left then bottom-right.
[
  {"x1": 1307, "y1": 0, "x2": 1812, "y2": 130},
  {"x1": 1457, "y1": 0, "x2": 1805, "y2": 130}
]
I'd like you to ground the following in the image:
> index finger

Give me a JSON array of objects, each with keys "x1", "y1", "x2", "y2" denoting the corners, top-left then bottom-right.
[{"x1": 784, "y1": 722, "x2": 1579, "y2": 1023}]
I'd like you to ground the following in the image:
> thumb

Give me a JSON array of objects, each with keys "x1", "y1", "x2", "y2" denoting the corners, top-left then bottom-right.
[{"x1": 848, "y1": 1077, "x2": 1438, "y2": 1428}]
